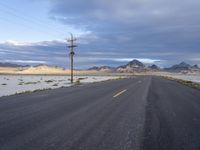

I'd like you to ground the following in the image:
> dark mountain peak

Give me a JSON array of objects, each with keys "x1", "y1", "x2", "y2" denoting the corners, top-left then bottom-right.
[
  {"x1": 149, "y1": 64, "x2": 159, "y2": 70},
  {"x1": 116, "y1": 59, "x2": 146, "y2": 73},
  {"x1": 178, "y1": 62, "x2": 191, "y2": 67},
  {"x1": 88, "y1": 66, "x2": 99, "y2": 70},
  {"x1": 125, "y1": 59, "x2": 145, "y2": 68},
  {"x1": 166, "y1": 61, "x2": 192, "y2": 72},
  {"x1": 193, "y1": 64, "x2": 199, "y2": 69},
  {"x1": 88, "y1": 66, "x2": 115, "y2": 71},
  {"x1": 128, "y1": 59, "x2": 144, "y2": 66}
]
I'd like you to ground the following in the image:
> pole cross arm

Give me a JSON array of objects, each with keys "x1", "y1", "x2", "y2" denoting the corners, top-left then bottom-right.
[{"x1": 68, "y1": 45, "x2": 77, "y2": 48}]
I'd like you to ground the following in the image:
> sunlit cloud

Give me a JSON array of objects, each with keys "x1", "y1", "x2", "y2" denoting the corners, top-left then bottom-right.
[{"x1": 4, "y1": 60, "x2": 47, "y2": 64}]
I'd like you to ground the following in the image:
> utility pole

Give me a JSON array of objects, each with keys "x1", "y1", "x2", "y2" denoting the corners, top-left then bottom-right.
[{"x1": 67, "y1": 33, "x2": 77, "y2": 83}]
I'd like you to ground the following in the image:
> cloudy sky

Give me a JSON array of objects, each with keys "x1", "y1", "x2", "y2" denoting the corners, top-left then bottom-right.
[{"x1": 0, "y1": 0, "x2": 200, "y2": 68}]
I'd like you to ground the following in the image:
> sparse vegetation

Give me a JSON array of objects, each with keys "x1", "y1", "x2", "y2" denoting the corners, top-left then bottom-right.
[
  {"x1": 0, "y1": 75, "x2": 121, "y2": 97},
  {"x1": 13, "y1": 88, "x2": 52, "y2": 96},
  {"x1": 45, "y1": 80, "x2": 54, "y2": 83},
  {"x1": 165, "y1": 76, "x2": 200, "y2": 90},
  {"x1": 74, "y1": 79, "x2": 81, "y2": 85},
  {"x1": 78, "y1": 77, "x2": 87, "y2": 81},
  {"x1": 24, "y1": 81, "x2": 40, "y2": 85},
  {"x1": 52, "y1": 83, "x2": 58, "y2": 86},
  {"x1": 58, "y1": 80, "x2": 65, "y2": 82},
  {"x1": 72, "y1": 77, "x2": 88, "y2": 86},
  {"x1": 18, "y1": 82, "x2": 24, "y2": 85},
  {"x1": 18, "y1": 81, "x2": 40, "y2": 85}
]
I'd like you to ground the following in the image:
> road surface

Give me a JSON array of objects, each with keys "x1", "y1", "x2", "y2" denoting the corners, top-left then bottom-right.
[{"x1": 0, "y1": 76, "x2": 200, "y2": 150}]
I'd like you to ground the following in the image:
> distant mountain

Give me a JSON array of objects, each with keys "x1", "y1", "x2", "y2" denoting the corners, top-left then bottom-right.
[
  {"x1": 116, "y1": 59, "x2": 147, "y2": 73},
  {"x1": 0, "y1": 63, "x2": 63, "y2": 69},
  {"x1": 88, "y1": 66, "x2": 99, "y2": 70},
  {"x1": 192, "y1": 64, "x2": 199, "y2": 69},
  {"x1": 165, "y1": 62, "x2": 192, "y2": 72},
  {"x1": 0, "y1": 62, "x2": 25, "y2": 68},
  {"x1": 34, "y1": 64, "x2": 47, "y2": 67},
  {"x1": 119, "y1": 59, "x2": 145, "y2": 68},
  {"x1": 165, "y1": 62, "x2": 200, "y2": 74},
  {"x1": 88, "y1": 66, "x2": 115, "y2": 72},
  {"x1": 88, "y1": 60, "x2": 199, "y2": 74},
  {"x1": 88, "y1": 60, "x2": 164, "y2": 73},
  {"x1": 34, "y1": 64, "x2": 65, "y2": 70},
  {"x1": 0, "y1": 64, "x2": 100, "y2": 75},
  {"x1": 18, "y1": 65, "x2": 66, "y2": 74},
  {"x1": 148, "y1": 64, "x2": 160, "y2": 70}
]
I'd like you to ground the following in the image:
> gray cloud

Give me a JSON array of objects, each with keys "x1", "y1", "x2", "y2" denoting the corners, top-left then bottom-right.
[
  {"x1": 2, "y1": 0, "x2": 200, "y2": 68},
  {"x1": 1, "y1": 39, "x2": 200, "y2": 68},
  {"x1": 47, "y1": 0, "x2": 200, "y2": 65},
  {"x1": 49, "y1": 0, "x2": 200, "y2": 28}
]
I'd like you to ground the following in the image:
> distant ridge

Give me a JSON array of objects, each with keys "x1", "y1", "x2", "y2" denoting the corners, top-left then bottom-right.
[
  {"x1": 0, "y1": 60, "x2": 199, "y2": 74},
  {"x1": 165, "y1": 62, "x2": 191, "y2": 71},
  {"x1": 164, "y1": 62, "x2": 200, "y2": 73},
  {"x1": 88, "y1": 66, "x2": 115, "y2": 72},
  {"x1": 0, "y1": 63, "x2": 60, "y2": 68},
  {"x1": 0, "y1": 62, "x2": 26, "y2": 68},
  {"x1": 89, "y1": 59, "x2": 155, "y2": 73},
  {"x1": 88, "y1": 60, "x2": 200, "y2": 73}
]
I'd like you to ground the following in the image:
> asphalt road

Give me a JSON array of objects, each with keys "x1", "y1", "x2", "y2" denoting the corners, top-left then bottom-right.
[{"x1": 0, "y1": 76, "x2": 200, "y2": 150}]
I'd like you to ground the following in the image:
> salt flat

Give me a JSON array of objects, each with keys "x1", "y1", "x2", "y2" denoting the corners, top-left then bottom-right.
[
  {"x1": 166, "y1": 74, "x2": 200, "y2": 83},
  {"x1": 0, "y1": 75, "x2": 119, "y2": 97}
]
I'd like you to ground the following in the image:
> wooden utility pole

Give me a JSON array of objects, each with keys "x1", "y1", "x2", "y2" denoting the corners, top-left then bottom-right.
[{"x1": 67, "y1": 33, "x2": 77, "y2": 83}]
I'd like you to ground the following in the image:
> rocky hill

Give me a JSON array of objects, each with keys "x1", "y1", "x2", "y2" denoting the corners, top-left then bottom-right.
[
  {"x1": 1, "y1": 60, "x2": 199, "y2": 75},
  {"x1": 165, "y1": 62, "x2": 199, "y2": 73},
  {"x1": 148, "y1": 64, "x2": 161, "y2": 71},
  {"x1": 88, "y1": 60, "x2": 200, "y2": 74},
  {"x1": 88, "y1": 60, "x2": 161, "y2": 73},
  {"x1": 165, "y1": 62, "x2": 191, "y2": 71},
  {"x1": 88, "y1": 66, "x2": 115, "y2": 72},
  {"x1": 116, "y1": 59, "x2": 147, "y2": 73}
]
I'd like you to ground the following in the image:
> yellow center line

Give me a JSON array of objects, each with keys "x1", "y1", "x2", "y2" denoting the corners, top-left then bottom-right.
[{"x1": 113, "y1": 89, "x2": 127, "y2": 98}]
